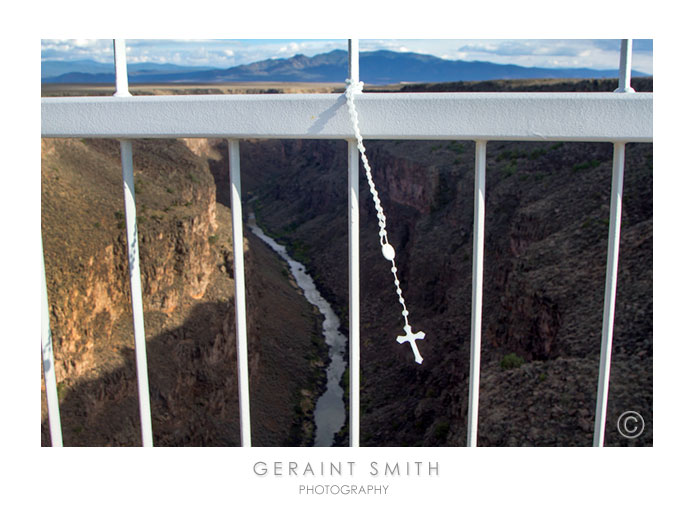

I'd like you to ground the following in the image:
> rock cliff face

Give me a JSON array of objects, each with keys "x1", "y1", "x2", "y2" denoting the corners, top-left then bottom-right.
[
  {"x1": 41, "y1": 137, "x2": 324, "y2": 446},
  {"x1": 227, "y1": 80, "x2": 653, "y2": 446},
  {"x1": 367, "y1": 147, "x2": 437, "y2": 214},
  {"x1": 42, "y1": 139, "x2": 219, "y2": 382}
]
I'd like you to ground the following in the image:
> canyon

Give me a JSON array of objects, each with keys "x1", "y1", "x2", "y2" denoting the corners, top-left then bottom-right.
[
  {"x1": 224, "y1": 133, "x2": 653, "y2": 447},
  {"x1": 41, "y1": 78, "x2": 653, "y2": 446},
  {"x1": 41, "y1": 137, "x2": 326, "y2": 446}
]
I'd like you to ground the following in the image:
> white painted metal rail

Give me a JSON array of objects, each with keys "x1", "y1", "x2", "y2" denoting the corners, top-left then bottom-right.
[
  {"x1": 114, "y1": 40, "x2": 154, "y2": 447},
  {"x1": 41, "y1": 238, "x2": 62, "y2": 447},
  {"x1": 228, "y1": 139, "x2": 252, "y2": 447},
  {"x1": 347, "y1": 38, "x2": 360, "y2": 448},
  {"x1": 41, "y1": 39, "x2": 651, "y2": 447},
  {"x1": 41, "y1": 92, "x2": 651, "y2": 142},
  {"x1": 467, "y1": 141, "x2": 486, "y2": 447}
]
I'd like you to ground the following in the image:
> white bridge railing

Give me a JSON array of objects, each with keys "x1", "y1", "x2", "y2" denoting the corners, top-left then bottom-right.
[{"x1": 41, "y1": 39, "x2": 652, "y2": 448}]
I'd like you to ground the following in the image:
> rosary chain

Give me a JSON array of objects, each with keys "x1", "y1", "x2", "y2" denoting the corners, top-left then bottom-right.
[{"x1": 345, "y1": 79, "x2": 410, "y2": 327}]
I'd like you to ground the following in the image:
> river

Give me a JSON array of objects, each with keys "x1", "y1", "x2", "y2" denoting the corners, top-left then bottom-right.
[{"x1": 247, "y1": 213, "x2": 347, "y2": 446}]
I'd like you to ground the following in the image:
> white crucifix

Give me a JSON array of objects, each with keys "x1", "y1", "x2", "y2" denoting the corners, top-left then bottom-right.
[{"x1": 397, "y1": 324, "x2": 426, "y2": 364}]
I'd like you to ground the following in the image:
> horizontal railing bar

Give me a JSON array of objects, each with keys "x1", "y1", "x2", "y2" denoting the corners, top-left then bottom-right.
[{"x1": 42, "y1": 92, "x2": 652, "y2": 142}]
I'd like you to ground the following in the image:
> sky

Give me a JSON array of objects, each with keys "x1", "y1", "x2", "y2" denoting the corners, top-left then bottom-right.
[{"x1": 40, "y1": 39, "x2": 654, "y2": 75}]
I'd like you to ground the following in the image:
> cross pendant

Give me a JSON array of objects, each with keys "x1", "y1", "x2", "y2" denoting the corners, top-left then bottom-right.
[{"x1": 397, "y1": 324, "x2": 426, "y2": 364}]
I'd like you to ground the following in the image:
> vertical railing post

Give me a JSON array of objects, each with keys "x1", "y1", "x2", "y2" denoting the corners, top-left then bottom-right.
[
  {"x1": 593, "y1": 142, "x2": 627, "y2": 446},
  {"x1": 228, "y1": 139, "x2": 252, "y2": 447},
  {"x1": 120, "y1": 140, "x2": 154, "y2": 447},
  {"x1": 467, "y1": 140, "x2": 487, "y2": 447},
  {"x1": 114, "y1": 39, "x2": 153, "y2": 447},
  {"x1": 348, "y1": 38, "x2": 360, "y2": 448},
  {"x1": 615, "y1": 39, "x2": 636, "y2": 93},
  {"x1": 113, "y1": 39, "x2": 131, "y2": 98},
  {"x1": 41, "y1": 238, "x2": 63, "y2": 447}
]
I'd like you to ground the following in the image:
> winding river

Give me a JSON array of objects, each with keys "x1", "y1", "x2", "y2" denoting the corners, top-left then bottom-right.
[{"x1": 247, "y1": 213, "x2": 347, "y2": 447}]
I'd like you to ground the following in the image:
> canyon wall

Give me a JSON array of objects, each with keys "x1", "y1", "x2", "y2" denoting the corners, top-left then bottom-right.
[
  {"x1": 41, "y1": 77, "x2": 653, "y2": 447},
  {"x1": 41, "y1": 138, "x2": 324, "y2": 446},
  {"x1": 233, "y1": 131, "x2": 653, "y2": 446}
]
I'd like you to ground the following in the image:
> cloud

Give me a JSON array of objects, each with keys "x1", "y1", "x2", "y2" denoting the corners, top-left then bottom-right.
[
  {"x1": 591, "y1": 40, "x2": 622, "y2": 52},
  {"x1": 278, "y1": 42, "x2": 302, "y2": 54},
  {"x1": 448, "y1": 39, "x2": 652, "y2": 72},
  {"x1": 457, "y1": 40, "x2": 590, "y2": 58},
  {"x1": 41, "y1": 39, "x2": 113, "y2": 62},
  {"x1": 40, "y1": 38, "x2": 653, "y2": 74}
]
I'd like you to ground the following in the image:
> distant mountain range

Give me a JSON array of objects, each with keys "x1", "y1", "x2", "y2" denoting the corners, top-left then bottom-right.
[
  {"x1": 41, "y1": 59, "x2": 218, "y2": 79},
  {"x1": 42, "y1": 49, "x2": 649, "y2": 85}
]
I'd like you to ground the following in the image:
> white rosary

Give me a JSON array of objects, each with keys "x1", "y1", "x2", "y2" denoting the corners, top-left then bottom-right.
[{"x1": 345, "y1": 79, "x2": 427, "y2": 364}]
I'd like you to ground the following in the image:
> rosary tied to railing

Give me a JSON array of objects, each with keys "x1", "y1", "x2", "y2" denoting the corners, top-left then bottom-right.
[{"x1": 345, "y1": 79, "x2": 426, "y2": 364}]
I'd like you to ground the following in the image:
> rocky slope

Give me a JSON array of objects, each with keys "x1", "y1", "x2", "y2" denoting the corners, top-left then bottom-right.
[
  {"x1": 216, "y1": 79, "x2": 653, "y2": 446},
  {"x1": 41, "y1": 137, "x2": 325, "y2": 446}
]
